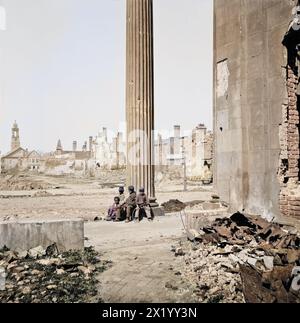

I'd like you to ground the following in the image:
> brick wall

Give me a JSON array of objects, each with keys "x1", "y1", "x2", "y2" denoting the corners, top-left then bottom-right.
[
  {"x1": 279, "y1": 65, "x2": 300, "y2": 219},
  {"x1": 280, "y1": 192, "x2": 300, "y2": 219},
  {"x1": 286, "y1": 68, "x2": 299, "y2": 179}
]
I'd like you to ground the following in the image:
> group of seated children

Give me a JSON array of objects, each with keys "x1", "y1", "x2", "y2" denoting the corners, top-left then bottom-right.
[{"x1": 106, "y1": 186, "x2": 152, "y2": 223}]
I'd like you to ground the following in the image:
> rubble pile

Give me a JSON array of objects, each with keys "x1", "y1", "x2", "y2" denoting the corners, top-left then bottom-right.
[
  {"x1": 162, "y1": 198, "x2": 228, "y2": 214},
  {"x1": 162, "y1": 199, "x2": 186, "y2": 213},
  {"x1": 184, "y1": 212, "x2": 300, "y2": 303},
  {"x1": 185, "y1": 200, "x2": 228, "y2": 212},
  {"x1": 0, "y1": 245, "x2": 108, "y2": 303},
  {"x1": 0, "y1": 175, "x2": 52, "y2": 191},
  {"x1": 199, "y1": 212, "x2": 299, "y2": 247},
  {"x1": 182, "y1": 243, "x2": 245, "y2": 303}
]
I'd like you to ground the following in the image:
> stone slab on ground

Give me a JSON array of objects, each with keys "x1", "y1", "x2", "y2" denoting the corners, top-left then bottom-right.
[
  {"x1": 0, "y1": 219, "x2": 84, "y2": 252},
  {"x1": 185, "y1": 209, "x2": 229, "y2": 231},
  {"x1": 152, "y1": 206, "x2": 165, "y2": 217}
]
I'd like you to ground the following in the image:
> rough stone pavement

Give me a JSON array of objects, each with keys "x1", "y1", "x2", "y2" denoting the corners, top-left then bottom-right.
[{"x1": 85, "y1": 215, "x2": 198, "y2": 303}]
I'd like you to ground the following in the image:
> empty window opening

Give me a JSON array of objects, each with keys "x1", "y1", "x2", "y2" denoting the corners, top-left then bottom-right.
[{"x1": 282, "y1": 25, "x2": 300, "y2": 184}]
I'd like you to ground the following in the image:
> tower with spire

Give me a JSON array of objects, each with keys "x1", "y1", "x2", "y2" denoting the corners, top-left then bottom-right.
[
  {"x1": 11, "y1": 121, "x2": 20, "y2": 151},
  {"x1": 56, "y1": 139, "x2": 63, "y2": 155}
]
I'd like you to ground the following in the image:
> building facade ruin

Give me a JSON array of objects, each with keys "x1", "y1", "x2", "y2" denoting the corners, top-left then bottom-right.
[
  {"x1": 214, "y1": 0, "x2": 300, "y2": 223},
  {"x1": 1, "y1": 122, "x2": 43, "y2": 173},
  {"x1": 154, "y1": 124, "x2": 213, "y2": 183}
]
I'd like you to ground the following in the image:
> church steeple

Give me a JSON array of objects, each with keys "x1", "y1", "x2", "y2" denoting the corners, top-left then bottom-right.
[
  {"x1": 56, "y1": 139, "x2": 63, "y2": 155},
  {"x1": 11, "y1": 121, "x2": 20, "y2": 151}
]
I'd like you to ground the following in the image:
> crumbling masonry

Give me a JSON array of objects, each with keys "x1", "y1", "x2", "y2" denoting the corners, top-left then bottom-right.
[
  {"x1": 214, "y1": 0, "x2": 300, "y2": 225},
  {"x1": 280, "y1": 11, "x2": 300, "y2": 220}
]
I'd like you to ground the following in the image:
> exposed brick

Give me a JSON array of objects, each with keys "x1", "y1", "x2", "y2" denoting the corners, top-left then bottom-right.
[{"x1": 289, "y1": 211, "x2": 300, "y2": 217}]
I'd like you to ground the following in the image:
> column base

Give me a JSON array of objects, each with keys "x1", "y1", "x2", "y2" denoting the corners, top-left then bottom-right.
[{"x1": 149, "y1": 197, "x2": 165, "y2": 217}]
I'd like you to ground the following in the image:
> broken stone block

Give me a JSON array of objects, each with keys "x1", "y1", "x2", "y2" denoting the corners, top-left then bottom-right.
[
  {"x1": 37, "y1": 258, "x2": 60, "y2": 266},
  {"x1": 249, "y1": 240, "x2": 258, "y2": 248},
  {"x1": 186, "y1": 229, "x2": 203, "y2": 242},
  {"x1": 28, "y1": 246, "x2": 46, "y2": 259},
  {"x1": 151, "y1": 206, "x2": 165, "y2": 217},
  {"x1": 246, "y1": 257, "x2": 258, "y2": 267},
  {"x1": 237, "y1": 250, "x2": 249, "y2": 263},
  {"x1": 0, "y1": 219, "x2": 84, "y2": 252},
  {"x1": 263, "y1": 256, "x2": 274, "y2": 271},
  {"x1": 16, "y1": 250, "x2": 28, "y2": 259}
]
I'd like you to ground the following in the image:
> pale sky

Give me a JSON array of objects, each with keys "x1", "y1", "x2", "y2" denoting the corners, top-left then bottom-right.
[{"x1": 0, "y1": 0, "x2": 213, "y2": 153}]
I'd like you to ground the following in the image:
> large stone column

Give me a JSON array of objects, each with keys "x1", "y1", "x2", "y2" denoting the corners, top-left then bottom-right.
[{"x1": 126, "y1": 0, "x2": 155, "y2": 197}]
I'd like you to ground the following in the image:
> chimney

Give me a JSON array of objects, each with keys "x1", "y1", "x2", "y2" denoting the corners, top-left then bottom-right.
[
  {"x1": 73, "y1": 141, "x2": 77, "y2": 152},
  {"x1": 102, "y1": 127, "x2": 108, "y2": 142},
  {"x1": 174, "y1": 125, "x2": 181, "y2": 139},
  {"x1": 89, "y1": 136, "x2": 93, "y2": 152},
  {"x1": 82, "y1": 141, "x2": 87, "y2": 152}
]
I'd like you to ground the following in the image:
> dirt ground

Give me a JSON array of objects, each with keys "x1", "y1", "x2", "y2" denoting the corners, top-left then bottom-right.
[
  {"x1": 86, "y1": 216, "x2": 199, "y2": 303},
  {"x1": 0, "y1": 174, "x2": 213, "y2": 221},
  {"x1": 0, "y1": 173, "x2": 215, "y2": 303}
]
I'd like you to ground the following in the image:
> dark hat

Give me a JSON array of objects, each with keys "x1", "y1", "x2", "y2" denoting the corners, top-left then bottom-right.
[
  {"x1": 139, "y1": 188, "x2": 145, "y2": 193},
  {"x1": 128, "y1": 185, "x2": 135, "y2": 192},
  {"x1": 119, "y1": 186, "x2": 125, "y2": 193}
]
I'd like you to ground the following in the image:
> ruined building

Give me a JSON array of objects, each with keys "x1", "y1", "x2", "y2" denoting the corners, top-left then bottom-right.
[
  {"x1": 55, "y1": 139, "x2": 91, "y2": 159},
  {"x1": 92, "y1": 128, "x2": 126, "y2": 170},
  {"x1": 1, "y1": 121, "x2": 43, "y2": 173},
  {"x1": 47, "y1": 138, "x2": 93, "y2": 176},
  {"x1": 214, "y1": 0, "x2": 300, "y2": 223},
  {"x1": 154, "y1": 124, "x2": 213, "y2": 182},
  {"x1": 191, "y1": 124, "x2": 214, "y2": 181},
  {"x1": 11, "y1": 121, "x2": 20, "y2": 151}
]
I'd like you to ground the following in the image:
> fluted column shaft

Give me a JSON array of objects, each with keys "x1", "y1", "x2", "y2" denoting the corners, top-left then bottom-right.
[{"x1": 126, "y1": 0, "x2": 155, "y2": 197}]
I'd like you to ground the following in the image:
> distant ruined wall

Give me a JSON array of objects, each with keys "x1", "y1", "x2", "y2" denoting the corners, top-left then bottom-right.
[{"x1": 214, "y1": 0, "x2": 297, "y2": 220}]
